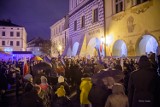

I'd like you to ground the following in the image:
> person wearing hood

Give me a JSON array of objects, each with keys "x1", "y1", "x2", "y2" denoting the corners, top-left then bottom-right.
[
  {"x1": 53, "y1": 84, "x2": 72, "y2": 107},
  {"x1": 105, "y1": 83, "x2": 129, "y2": 107},
  {"x1": 39, "y1": 76, "x2": 49, "y2": 91},
  {"x1": 56, "y1": 75, "x2": 70, "y2": 96},
  {"x1": 80, "y1": 73, "x2": 92, "y2": 107},
  {"x1": 128, "y1": 55, "x2": 160, "y2": 107}
]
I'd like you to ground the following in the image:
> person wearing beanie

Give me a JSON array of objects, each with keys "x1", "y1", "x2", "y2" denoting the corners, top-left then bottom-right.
[
  {"x1": 80, "y1": 73, "x2": 92, "y2": 107},
  {"x1": 39, "y1": 76, "x2": 48, "y2": 91},
  {"x1": 39, "y1": 76, "x2": 52, "y2": 107},
  {"x1": 56, "y1": 75, "x2": 70, "y2": 96},
  {"x1": 55, "y1": 85, "x2": 66, "y2": 97},
  {"x1": 53, "y1": 85, "x2": 71, "y2": 107},
  {"x1": 58, "y1": 75, "x2": 65, "y2": 83}
]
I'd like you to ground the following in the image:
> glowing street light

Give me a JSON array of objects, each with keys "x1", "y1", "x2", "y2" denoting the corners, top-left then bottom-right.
[
  {"x1": 58, "y1": 45, "x2": 62, "y2": 51},
  {"x1": 57, "y1": 45, "x2": 62, "y2": 56},
  {"x1": 106, "y1": 34, "x2": 113, "y2": 46},
  {"x1": 101, "y1": 36, "x2": 105, "y2": 43}
]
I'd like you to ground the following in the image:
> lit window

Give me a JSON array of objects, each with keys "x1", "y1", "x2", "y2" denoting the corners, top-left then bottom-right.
[
  {"x1": 10, "y1": 41, "x2": 13, "y2": 46},
  {"x1": 10, "y1": 32, "x2": 14, "y2": 37},
  {"x1": 2, "y1": 31, "x2": 5, "y2": 36},
  {"x1": 114, "y1": 0, "x2": 124, "y2": 13},
  {"x1": 93, "y1": 8, "x2": 98, "y2": 23},
  {"x1": 16, "y1": 41, "x2": 20, "y2": 46},
  {"x1": 81, "y1": 16, "x2": 85, "y2": 28},
  {"x1": 74, "y1": 20, "x2": 77, "y2": 31},
  {"x1": 2, "y1": 41, "x2": 5, "y2": 46}
]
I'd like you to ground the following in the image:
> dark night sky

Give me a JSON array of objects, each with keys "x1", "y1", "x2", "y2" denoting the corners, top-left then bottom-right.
[{"x1": 0, "y1": 0, "x2": 69, "y2": 41}]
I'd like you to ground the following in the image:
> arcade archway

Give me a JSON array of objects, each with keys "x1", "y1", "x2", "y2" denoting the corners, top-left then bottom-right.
[
  {"x1": 66, "y1": 46, "x2": 72, "y2": 56},
  {"x1": 112, "y1": 40, "x2": 127, "y2": 57},
  {"x1": 136, "y1": 35, "x2": 158, "y2": 56},
  {"x1": 72, "y1": 42, "x2": 79, "y2": 56},
  {"x1": 86, "y1": 38, "x2": 103, "y2": 57}
]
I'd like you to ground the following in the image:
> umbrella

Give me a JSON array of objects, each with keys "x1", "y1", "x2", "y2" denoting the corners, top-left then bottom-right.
[
  {"x1": 32, "y1": 62, "x2": 52, "y2": 76},
  {"x1": 31, "y1": 56, "x2": 43, "y2": 61},
  {"x1": 92, "y1": 69, "x2": 124, "y2": 84}
]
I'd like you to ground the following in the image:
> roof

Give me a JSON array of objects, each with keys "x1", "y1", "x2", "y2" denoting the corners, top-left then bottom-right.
[
  {"x1": 0, "y1": 20, "x2": 22, "y2": 27},
  {"x1": 27, "y1": 37, "x2": 43, "y2": 44}
]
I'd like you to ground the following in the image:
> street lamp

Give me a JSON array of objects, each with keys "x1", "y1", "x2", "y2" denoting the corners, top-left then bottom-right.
[{"x1": 57, "y1": 45, "x2": 62, "y2": 56}]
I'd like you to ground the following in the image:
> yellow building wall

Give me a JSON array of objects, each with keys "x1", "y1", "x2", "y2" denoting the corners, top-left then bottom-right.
[{"x1": 105, "y1": 0, "x2": 160, "y2": 56}]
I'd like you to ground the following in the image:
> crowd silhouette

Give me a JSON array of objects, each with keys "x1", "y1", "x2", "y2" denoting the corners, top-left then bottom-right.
[{"x1": 0, "y1": 52, "x2": 160, "y2": 107}]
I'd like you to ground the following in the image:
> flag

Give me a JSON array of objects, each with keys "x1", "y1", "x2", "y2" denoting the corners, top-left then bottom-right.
[{"x1": 100, "y1": 42, "x2": 103, "y2": 53}]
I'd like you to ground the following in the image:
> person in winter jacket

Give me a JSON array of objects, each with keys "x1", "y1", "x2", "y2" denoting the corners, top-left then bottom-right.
[
  {"x1": 53, "y1": 85, "x2": 72, "y2": 107},
  {"x1": 105, "y1": 83, "x2": 129, "y2": 107},
  {"x1": 18, "y1": 82, "x2": 43, "y2": 107},
  {"x1": 56, "y1": 75, "x2": 70, "y2": 96},
  {"x1": 39, "y1": 76, "x2": 52, "y2": 107},
  {"x1": 88, "y1": 77, "x2": 113, "y2": 107},
  {"x1": 80, "y1": 73, "x2": 92, "y2": 107},
  {"x1": 128, "y1": 55, "x2": 160, "y2": 107}
]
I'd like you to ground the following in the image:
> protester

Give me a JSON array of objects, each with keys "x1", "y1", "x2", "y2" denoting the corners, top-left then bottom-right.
[
  {"x1": 105, "y1": 83, "x2": 129, "y2": 107},
  {"x1": 80, "y1": 73, "x2": 92, "y2": 107},
  {"x1": 128, "y1": 55, "x2": 160, "y2": 107},
  {"x1": 18, "y1": 82, "x2": 43, "y2": 107}
]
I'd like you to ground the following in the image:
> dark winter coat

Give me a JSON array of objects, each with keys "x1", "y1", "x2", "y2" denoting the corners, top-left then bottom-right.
[
  {"x1": 128, "y1": 55, "x2": 160, "y2": 107},
  {"x1": 88, "y1": 82, "x2": 112, "y2": 107},
  {"x1": 18, "y1": 91, "x2": 44, "y2": 107},
  {"x1": 0, "y1": 71, "x2": 8, "y2": 90},
  {"x1": 52, "y1": 96, "x2": 72, "y2": 107}
]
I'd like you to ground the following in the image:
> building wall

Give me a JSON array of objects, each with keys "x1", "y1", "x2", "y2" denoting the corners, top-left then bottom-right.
[
  {"x1": 105, "y1": 0, "x2": 160, "y2": 56},
  {"x1": 69, "y1": 0, "x2": 104, "y2": 57},
  {"x1": 0, "y1": 26, "x2": 27, "y2": 52},
  {"x1": 50, "y1": 17, "x2": 69, "y2": 57},
  {"x1": 27, "y1": 47, "x2": 41, "y2": 56}
]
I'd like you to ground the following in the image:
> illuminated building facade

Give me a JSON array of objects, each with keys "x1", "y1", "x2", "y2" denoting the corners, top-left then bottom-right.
[
  {"x1": 0, "y1": 20, "x2": 27, "y2": 52},
  {"x1": 104, "y1": 0, "x2": 160, "y2": 57},
  {"x1": 65, "y1": 0, "x2": 105, "y2": 57},
  {"x1": 27, "y1": 37, "x2": 51, "y2": 56},
  {"x1": 50, "y1": 16, "x2": 69, "y2": 57}
]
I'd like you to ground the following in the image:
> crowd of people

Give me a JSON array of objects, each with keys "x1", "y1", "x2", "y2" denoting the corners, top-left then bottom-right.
[{"x1": 0, "y1": 52, "x2": 160, "y2": 107}]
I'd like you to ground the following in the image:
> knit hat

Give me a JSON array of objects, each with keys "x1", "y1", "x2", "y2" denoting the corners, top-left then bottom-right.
[
  {"x1": 58, "y1": 76, "x2": 64, "y2": 83},
  {"x1": 40, "y1": 76, "x2": 48, "y2": 84},
  {"x1": 24, "y1": 74, "x2": 33, "y2": 82},
  {"x1": 55, "y1": 85, "x2": 66, "y2": 97}
]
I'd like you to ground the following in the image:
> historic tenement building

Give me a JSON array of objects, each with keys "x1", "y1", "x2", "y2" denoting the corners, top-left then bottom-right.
[
  {"x1": 65, "y1": 0, "x2": 105, "y2": 57},
  {"x1": 50, "y1": 16, "x2": 69, "y2": 57},
  {"x1": 0, "y1": 20, "x2": 27, "y2": 52},
  {"x1": 104, "y1": 0, "x2": 160, "y2": 57},
  {"x1": 27, "y1": 37, "x2": 51, "y2": 56}
]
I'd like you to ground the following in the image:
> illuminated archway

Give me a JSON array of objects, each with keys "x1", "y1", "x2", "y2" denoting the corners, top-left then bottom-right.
[
  {"x1": 136, "y1": 35, "x2": 158, "y2": 56},
  {"x1": 112, "y1": 40, "x2": 127, "y2": 57},
  {"x1": 72, "y1": 42, "x2": 79, "y2": 56},
  {"x1": 66, "y1": 46, "x2": 72, "y2": 57},
  {"x1": 86, "y1": 38, "x2": 103, "y2": 57}
]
